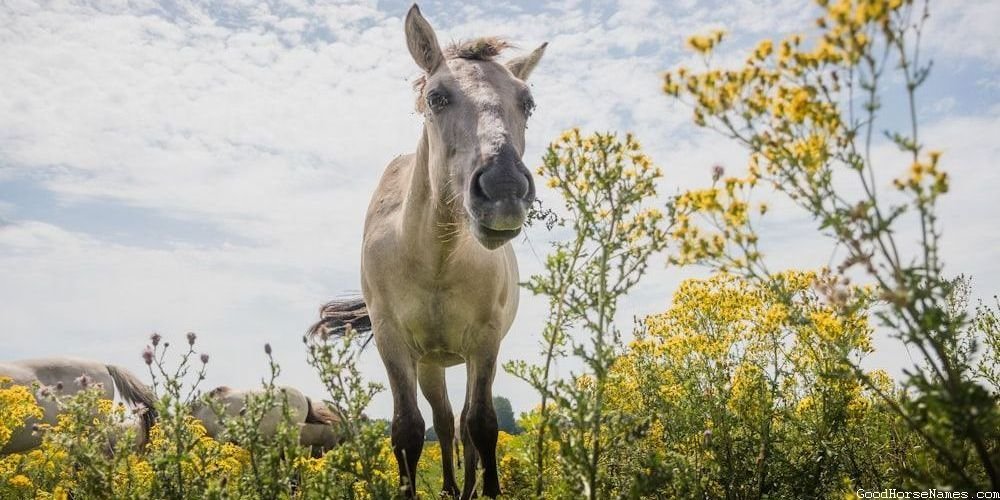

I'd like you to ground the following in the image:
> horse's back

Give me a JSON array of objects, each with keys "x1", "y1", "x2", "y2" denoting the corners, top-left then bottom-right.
[
  {"x1": 0, "y1": 361, "x2": 35, "y2": 386},
  {"x1": 0, "y1": 357, "x2": 114, "y2": 395},
  {"x1": 0, "y1": 357, "x2": 114, "y2": 454},
  {"x1": 197, "y1": 386, "x2": 310, "y2": 440}
]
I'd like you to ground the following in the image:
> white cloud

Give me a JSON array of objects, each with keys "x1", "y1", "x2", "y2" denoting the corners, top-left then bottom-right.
[{"x1": 924, "y1": 0, "x2": 1000, "y2": 66}]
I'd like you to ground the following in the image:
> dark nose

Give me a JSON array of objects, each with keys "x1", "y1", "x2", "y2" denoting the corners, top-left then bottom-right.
[{"x1": 473, "y1": 144, "x2": 533, "y2": 202}]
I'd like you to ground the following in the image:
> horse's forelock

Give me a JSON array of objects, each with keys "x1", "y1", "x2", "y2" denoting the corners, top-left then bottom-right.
[
  {"x1": 445, "y1": 37, "x2": 511, "y2": 61},
  {"x1": 412, "y1": 37, "x2": 512, "y2": 114}
]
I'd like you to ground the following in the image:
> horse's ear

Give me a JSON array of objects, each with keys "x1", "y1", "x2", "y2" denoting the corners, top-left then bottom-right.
[
  {"x1": 405, "y1": 4, "x2": 444, "y2": 73},
  {"x1": 506, "y1": 42, "x2": 548, "y2": 81}
]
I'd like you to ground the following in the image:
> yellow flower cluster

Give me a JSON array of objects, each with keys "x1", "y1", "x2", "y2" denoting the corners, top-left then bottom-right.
[
  {"x1": 7, "y1": 473, "x2": 31, "y2": 489},
  {"x1": 642, "y1": 269, "x2": 874, "y2": 382},
  {"x1": 662, "y1": 0, "x2": 938, "y2": 287},
  {"x1": 670, "y1": 173, "x2": 761, "y2": 268},
  {"x1": 893, "y1": 150, "x2": 949, "y2": 201},
  {"x1": 542, "y1": 129, "x2": 661, "y2": 193},
  {"x1": 0, "y1": 377, "x2": 44, "y2": 448},
  {"x1": 0, "y1": 376, "x2": 402, "y2": 499},
  {"x1": 600, "y1": 270, "x2": 887, "y2": 494},
  {"x1": 539, "y1": 129, "x2": 668, "y2": 255},
  {"x1": 686, "y1": 29, "x2": 726, "y2": 54},
  {"x1": 665, "y1": 0, "x2": 913, "y2": 190}
]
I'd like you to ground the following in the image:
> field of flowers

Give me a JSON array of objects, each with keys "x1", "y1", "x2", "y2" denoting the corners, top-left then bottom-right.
[{"x1": 2, "y1": 0, "x2": 998, "y2": 498}]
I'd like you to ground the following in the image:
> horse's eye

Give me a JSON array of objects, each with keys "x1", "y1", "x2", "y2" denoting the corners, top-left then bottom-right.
[
  {"x1": 426, "y1": 91, "x2": 449, "y2": 112},
  {"x1": 523, "y1": 97, "x2": 536, "y2": 118}
]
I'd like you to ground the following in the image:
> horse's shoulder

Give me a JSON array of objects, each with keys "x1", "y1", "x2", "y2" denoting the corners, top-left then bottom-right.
[
  {"x1": 387, "y1": 152, "x2": 415, "y2": 169},
  {"x1": 207, "y1": 385, "x2": 233, "y2": 399},
  {"x1": 276, "y1": 385, "x2": 306, "y2": 402}
]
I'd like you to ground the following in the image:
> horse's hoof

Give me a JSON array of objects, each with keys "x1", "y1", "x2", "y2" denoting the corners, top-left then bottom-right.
[
  {"x1": 482, "y1": 484, "x2": 500, "y2": 498},
  {"x1": 441, "y1": 483, "x2": 460, "y2": 498}
]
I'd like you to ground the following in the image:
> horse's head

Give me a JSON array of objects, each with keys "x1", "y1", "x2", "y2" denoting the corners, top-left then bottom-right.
[{"x1": 406, "y1": 5, "x2": 546, "y2": 250}]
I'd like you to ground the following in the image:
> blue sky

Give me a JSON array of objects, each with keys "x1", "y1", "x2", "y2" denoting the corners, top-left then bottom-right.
[{"x1": 1, "y1": 0, "x2": 997, "y2": 419}]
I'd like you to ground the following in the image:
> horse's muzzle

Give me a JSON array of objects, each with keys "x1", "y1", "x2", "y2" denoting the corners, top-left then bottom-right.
[{"x1": 467, "y1": 155, "x2": 534, "y2": 249}]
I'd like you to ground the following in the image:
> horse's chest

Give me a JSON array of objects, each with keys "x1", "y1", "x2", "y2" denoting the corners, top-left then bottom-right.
[
  {"x1": 400, "y1": 280, "x2": 503, "y2": 349},
  {"x1": 370, "y1": 259, "x2": 515, "y2": 362}
]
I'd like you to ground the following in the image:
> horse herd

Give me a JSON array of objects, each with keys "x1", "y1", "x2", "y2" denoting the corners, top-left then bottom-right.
[
  {"x1": 0, "y1": 357, "x2": 344, "y2": 458},
  {"x1": 2, "y1": 4, "x2": 545, "y2": 498}
]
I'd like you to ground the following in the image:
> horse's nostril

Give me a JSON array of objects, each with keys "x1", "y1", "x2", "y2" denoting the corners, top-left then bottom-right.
[{"x1": 472, "y1": 169, "x2": 489, "y2": 200}]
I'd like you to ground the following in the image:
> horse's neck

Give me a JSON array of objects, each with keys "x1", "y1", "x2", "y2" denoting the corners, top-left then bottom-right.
[{"x1": 400, "y1": 128, "x2": 465, "y2": 266}]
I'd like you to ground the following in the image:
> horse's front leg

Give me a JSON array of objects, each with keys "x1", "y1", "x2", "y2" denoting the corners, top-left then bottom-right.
[
  {"x1": 462, "y1": 352, "x2": 500, "y2": 499},
  {"x1": 376, "y1": 338, "x2": 424, "y2": 498},
  {"x1": 418, "y1": 363, "x2": 460, "y2": 497},
  {"x1": 459, "y1": 398, "x2": 479, "y2": 498}
]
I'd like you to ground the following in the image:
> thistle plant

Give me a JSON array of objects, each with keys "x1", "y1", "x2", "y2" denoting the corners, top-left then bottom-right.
[
  {"x1": 201, "y1": 346, "x2": 308, "y2": 498},
  {"x1": 972, "y1": 295, "x2": 1000, "y2": 393},
  {"x1": 143, "y1": 332, "x2": 217, "y2": 499},
  {"x1": 304, "y1": 326, "x2": 395, "y2": 499}
]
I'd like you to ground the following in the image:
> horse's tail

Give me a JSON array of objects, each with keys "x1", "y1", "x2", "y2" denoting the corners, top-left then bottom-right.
[
  {"x1": 306, "y1": 296, "x2": 373, "y2": 347},
  {"x1": 105, "y1": 364, "x2": 158, "y2": 446},
  {"x1": 304, "y1": 396, "x2": 341, "y2": 426}
]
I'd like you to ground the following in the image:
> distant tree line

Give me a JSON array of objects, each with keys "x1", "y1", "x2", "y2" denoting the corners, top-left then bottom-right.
[{"x1": 425, "y1": 396, "x2": 521, "y2": 441}]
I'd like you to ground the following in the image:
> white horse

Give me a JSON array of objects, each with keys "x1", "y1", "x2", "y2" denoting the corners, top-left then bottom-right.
[
  {"x1": 310, "y1": 4, "x2": 545, "y2": 498},
  {"x1": 0, "y1": 357, "x2": 156, "y2": 454},
  {"x1": 194, "y1": 386, "x2": 343, "y2": 457}
]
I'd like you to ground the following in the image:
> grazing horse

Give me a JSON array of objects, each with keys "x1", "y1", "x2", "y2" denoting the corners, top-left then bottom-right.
[
  {"x1": 194, "y1": 386, "x2": 343, "y2": 457},
  {"x1": 0, "y1": 357, "x2": 157, "y2": 454},
  {"x1": 311, "y1": 4, "x2": 545, "y2": 498}
]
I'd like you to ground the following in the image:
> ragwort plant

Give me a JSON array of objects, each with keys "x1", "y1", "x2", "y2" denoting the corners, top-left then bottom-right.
[
  {"x1": 610, "y1": 271, "x2": 913, "y2": 498},
  {"x1": 41, "y1": 384, "x2": 147, "y2": 498},
  {"x1": 663, "y1": 0, "x2": 999, "y2": 489},
  {"x1": 507, "y1": 130, "x2": 668, "y2": 499},
  {"x1": 0, "y1": 377, "x2": 137, "y2": 498},
  {"x1": 143, "y1": 332, "x2": 224, "y2": 499},
  {"x1": 0, "y1": 374, "x2": 153, "y2": 498}
]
